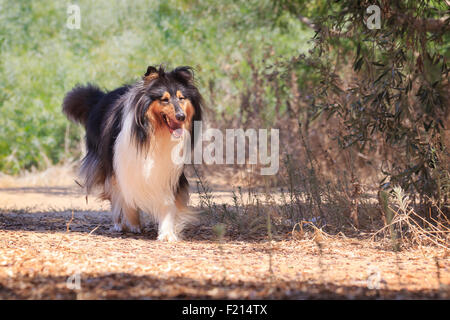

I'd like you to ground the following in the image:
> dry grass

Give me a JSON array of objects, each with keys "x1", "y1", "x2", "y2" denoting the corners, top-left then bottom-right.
[
  {"x1": 0, "y1": 169, "x2": 449, "y2": 299},
  {"x1": 0, "y1": 163, "x2": 77, "y2": 188},
  {"x1": 373, "y1": 187, "x2": 450, "y2": 250},
  {"x1": 1, "y1": 218, "x2": 449, "y2": 299}
]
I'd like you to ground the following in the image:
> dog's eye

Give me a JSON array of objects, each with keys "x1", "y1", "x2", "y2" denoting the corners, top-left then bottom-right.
[
  {"x1": 179, "y1": 96, "x2": 185, "y2": 101},
  {"x1": 161, "y1": 98, "x2": 169, "y2": 103}
]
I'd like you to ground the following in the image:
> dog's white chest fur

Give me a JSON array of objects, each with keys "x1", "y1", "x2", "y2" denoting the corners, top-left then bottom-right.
[{"x1": 113, "y1": 112, "x2": 184, "y2": 219}]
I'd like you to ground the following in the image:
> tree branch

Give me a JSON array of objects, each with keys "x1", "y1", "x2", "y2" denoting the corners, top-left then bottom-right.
[
  {"x1": 297, "y1": 14, "x2": 318, "y2": 31},
  {"x1": 394, "y1": 13, "x2": 450, "y2": 33}
]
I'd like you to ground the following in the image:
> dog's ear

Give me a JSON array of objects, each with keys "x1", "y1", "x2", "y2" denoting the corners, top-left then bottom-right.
[
  {"x1": 143, "y1": 66, "x2": 159, "y2": 83},
  {"x1": 172, "y1": 66, "x2": 194, "y2": 84}
]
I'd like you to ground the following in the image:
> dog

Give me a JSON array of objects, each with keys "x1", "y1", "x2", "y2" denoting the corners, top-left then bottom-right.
[{"x1": 62, "y1": 65, "x2": 202, "y2": 241}]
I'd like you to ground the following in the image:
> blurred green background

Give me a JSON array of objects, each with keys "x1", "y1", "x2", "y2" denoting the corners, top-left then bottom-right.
[{"x1": 0, "y1": 0, "x2": 312, "y2": 173}]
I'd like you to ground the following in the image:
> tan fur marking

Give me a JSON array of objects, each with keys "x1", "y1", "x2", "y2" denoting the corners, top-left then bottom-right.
[
  {"x1": 143, "y1": 73, "x2": 158, "y2": 84},
  {"x1": 146, "y1": 94, "x2": 195, "y2": 133},
  {"x1": 123, "y1": 205, "x2": 141, "y2": 230},
  {"x1": 175, "y1": 186, "x2": 189, "y2": 211},
  {"x1": 146, "y1": 100, "x2": 174, "y2": 129},
  {"x1": 176, "y1": 90, "x2": 184, "y2": 99},
  {"x1": 182, "y1": 100, "x2": 195, "y2": 131},
  {"x1": 161, "y1": 91, "x2": 171, "y2": 100}
]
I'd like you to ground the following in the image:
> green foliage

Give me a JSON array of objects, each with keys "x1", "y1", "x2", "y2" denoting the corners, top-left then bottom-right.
[
  {"x1": 0, "y1": 0, "x2": 311, "y2": 173},
  {"x1": 277, "y1": 0, "x2": 450, "y2": 202}
]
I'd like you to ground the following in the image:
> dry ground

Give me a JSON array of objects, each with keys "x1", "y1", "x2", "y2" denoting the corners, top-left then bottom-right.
[{"x1": 0, "y1": 168, "x2": 449, "y2": 299}]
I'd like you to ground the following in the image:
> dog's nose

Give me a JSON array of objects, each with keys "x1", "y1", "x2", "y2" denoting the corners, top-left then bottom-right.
[{"x1": 175, "y1": 113, "x2": 186, "y2": 121}]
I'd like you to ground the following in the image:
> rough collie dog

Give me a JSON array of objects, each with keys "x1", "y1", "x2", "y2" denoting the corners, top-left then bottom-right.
[{"x1": 62, "y1": 65, "x2": 202, "y2": 241}]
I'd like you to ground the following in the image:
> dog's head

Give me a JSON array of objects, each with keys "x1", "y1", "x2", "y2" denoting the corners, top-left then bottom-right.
[{"x1": 131, "y1": 65, "x2": 202, "y2": 147}]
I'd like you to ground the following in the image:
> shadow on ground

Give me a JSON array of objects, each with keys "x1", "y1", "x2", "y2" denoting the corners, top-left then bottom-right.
[
  {"x1": 0, "y1": 272, "x2": 444, "y2": 299},
  {"x1": 1, "y1": 209, "x2": 448, "y2": 300},
  {"x1": 0, "y1": 208, "x2": 223, "y2": 241},
  {"x1": 0, "y1": 186, "x2": 86, "y2": 196}
]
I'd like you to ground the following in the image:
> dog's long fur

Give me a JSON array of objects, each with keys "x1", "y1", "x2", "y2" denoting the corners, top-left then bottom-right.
[{"x1": 63, "y1": 65, "x2": 202, "y2": 241}]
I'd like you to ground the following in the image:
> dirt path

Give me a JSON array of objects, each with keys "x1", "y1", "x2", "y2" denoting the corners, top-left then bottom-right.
[{"x1": 0, "y1": 183, "x2": 449, "y2": 299}]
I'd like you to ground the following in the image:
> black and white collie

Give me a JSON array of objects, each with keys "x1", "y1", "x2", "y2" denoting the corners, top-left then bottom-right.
[{"x1": 62, "y1": 65, "x2": 202, "y2": 241}]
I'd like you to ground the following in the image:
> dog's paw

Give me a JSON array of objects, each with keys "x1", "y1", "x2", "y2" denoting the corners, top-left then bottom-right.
[
  {"x1": 157, "y1": 232, "x2": 179, "y2": 242},
  {"x1": 125, "y1": 224, "x2": 142, "y2": 234},
  {"x1": 111, "y1": 223, "x2": 142, "y2": 234},
  {"x1": 111, "y1": 224, "x2": 123, "y2": 232}
]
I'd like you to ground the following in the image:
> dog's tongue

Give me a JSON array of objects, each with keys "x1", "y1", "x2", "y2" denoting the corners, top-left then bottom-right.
[
  {"x1": 167, "y1": 118, "x2": 183, "y2": 138},
  {"x1": 172, "y1": 128, "x2": 184, "y2": 138}
]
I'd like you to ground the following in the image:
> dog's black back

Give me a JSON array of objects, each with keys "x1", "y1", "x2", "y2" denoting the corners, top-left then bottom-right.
[
  {"x1": 62, "y1": 66, "x2": 203, "y2": 195},
  {"x1": 63, "y1": 84, "x2": 131, "y2": 192}
]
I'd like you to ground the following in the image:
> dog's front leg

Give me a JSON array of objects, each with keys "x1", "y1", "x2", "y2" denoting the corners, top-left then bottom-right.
[
  {"x1": 111, "y1": 190, "x2": 141, "y2": 233},
  {"x1": 157, "y1": 206, "x2": 179, "y2": 242}
]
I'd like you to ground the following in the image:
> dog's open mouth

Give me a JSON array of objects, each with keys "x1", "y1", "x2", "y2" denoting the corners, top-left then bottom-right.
[{"x1": 161, "y1": 113, "x2": 184, "y2": 138}]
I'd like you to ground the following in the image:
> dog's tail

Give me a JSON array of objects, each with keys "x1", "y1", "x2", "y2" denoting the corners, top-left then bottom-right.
[{"x1": 62, "y1": 84, "x2": 105, "y2": 126}]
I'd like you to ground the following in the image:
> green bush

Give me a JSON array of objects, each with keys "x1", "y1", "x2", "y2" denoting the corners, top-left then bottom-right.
[{"x1": 0, "y1": 0, "x2": 312, "y2": 173}]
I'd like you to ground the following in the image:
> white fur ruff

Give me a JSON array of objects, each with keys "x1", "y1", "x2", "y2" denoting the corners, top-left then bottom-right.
[{"x1": 109, "y1": 104, "x2": 190, "y2": 241}]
